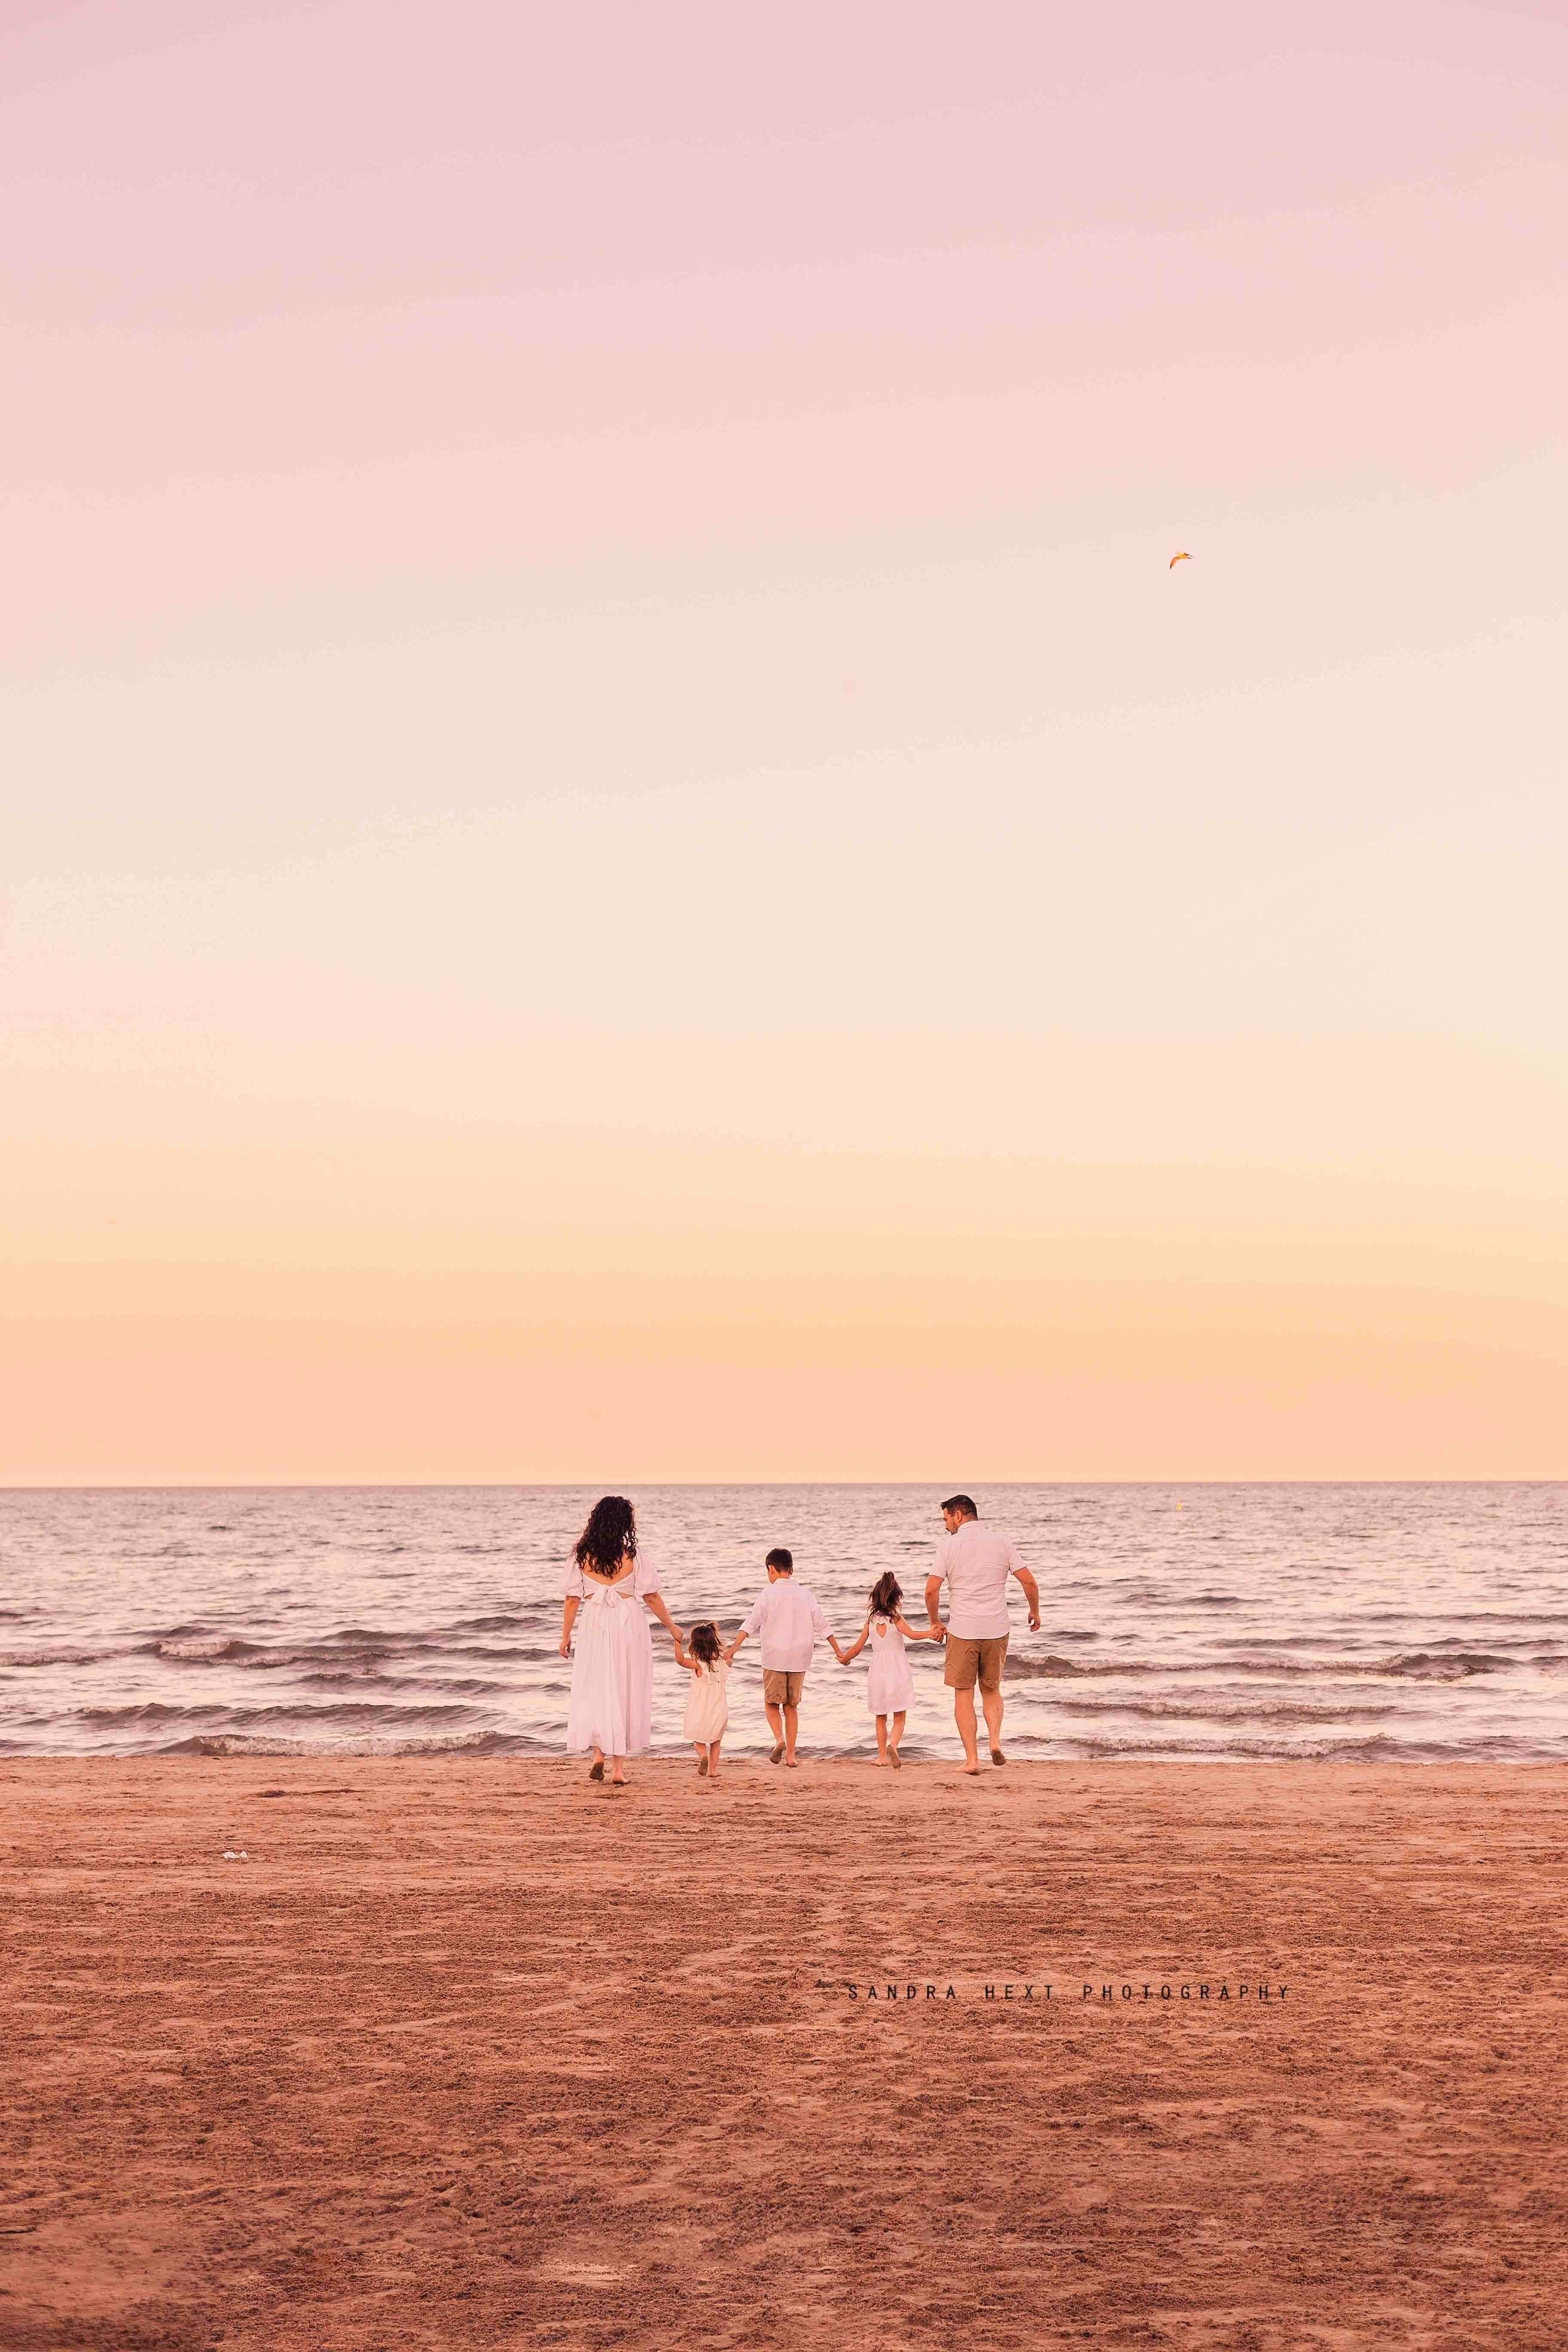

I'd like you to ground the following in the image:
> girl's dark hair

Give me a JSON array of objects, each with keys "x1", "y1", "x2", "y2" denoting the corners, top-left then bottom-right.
[
  {"x1": 688, "y1": 1621, "x2": 722, "y2": 1669},
  {"x1": 574, "y1": 1495, "x2": 637, "y2": 1577},
  {"x1": 870, "y1": 1571, "x2": 902, "y2": 1618}
]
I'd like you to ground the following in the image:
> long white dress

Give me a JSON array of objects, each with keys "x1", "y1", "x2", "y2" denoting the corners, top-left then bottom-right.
[
  {"x1": 864, "y1": 1615, "x2": 916, "y2": 1718},
  {"x1": 565, "y1": 1555, "x2": 661, "y2": 1757}
]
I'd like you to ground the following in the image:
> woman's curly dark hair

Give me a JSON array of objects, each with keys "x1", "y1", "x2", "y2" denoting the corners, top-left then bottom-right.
[
  {"x1": 574, "y1": 1494, "x2": 637, "y2": 1577},
  {"x1": 869, "y1": 1571, "x2": 903, "y2": 1619},
  {"x1": 688, "y1": 1621, "x2": 722, "y2": 1669}
]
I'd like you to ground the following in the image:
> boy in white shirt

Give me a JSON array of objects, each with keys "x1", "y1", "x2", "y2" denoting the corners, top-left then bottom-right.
[{"x1": 726, "y1": 1547, "x2": 845, "y2": 1767}]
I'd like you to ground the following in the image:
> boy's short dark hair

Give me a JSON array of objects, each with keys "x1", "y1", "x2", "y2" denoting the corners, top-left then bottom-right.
[
  {"x1": 764, "y1": 1547, "x2": 794, "y2": 1573},
  {"x1": 941, "y1": 1494, "x2": 978, "y2": 1520}
]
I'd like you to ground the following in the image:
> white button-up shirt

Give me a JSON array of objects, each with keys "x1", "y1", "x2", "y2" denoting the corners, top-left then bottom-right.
[
  {"x1": 741, "y1": 1579, "x2": 830, "y2": 1670},
  {"x1": 933, "y1": 1521, "x2": 1027, "y2": 1639}
]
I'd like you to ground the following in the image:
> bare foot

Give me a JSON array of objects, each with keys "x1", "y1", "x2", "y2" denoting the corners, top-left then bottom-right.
[
  {"x1": 697, "y1": 1755, "x2": 708, "y2": 1776},
  {"x1": 961, "y1": 1761, "x2": 981, "y2": 1775},
  {"x1": 769, "y1": 1742, "x2": 785, "y2": 1765},
  {"x1": 709, "y1": 1772, "x2": 721, "y2": 1783},
  {"x1": 784, "y1": 1755, "x2": 799, "y2": 1768},
  {"x1": 889, "y1": 1747, "x2": 902, "y2": 1770},
  {"x1": 874, "y1": 1756, "x2": 889, "y2": 1767},
  {"x1": 588, "y1": 1760, "x2": 605, "y2": 1782},
  {"x1": 990, "y1": 1747, "x2": 1006, "y2": 1767},
  {"x1": 610, "y1": 1768, "x2": 627, "y2": 1785}
]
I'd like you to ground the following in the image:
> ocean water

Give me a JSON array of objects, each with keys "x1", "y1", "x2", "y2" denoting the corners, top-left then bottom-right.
[{"x1": 1, "y1": 1484, "x2": 1565, "y2": 1763}]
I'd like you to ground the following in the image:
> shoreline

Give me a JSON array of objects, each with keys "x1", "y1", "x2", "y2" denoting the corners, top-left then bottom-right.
[
  {"x1": 5, "y1": 1759, "x2": 1566, "y2": 2348},
  {"x1": 6, "y1": 1750, "x2": 1561, "y2": 1768}
]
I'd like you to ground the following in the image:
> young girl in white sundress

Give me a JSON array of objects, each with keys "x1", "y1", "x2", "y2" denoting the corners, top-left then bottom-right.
[
  {"x1": 838, "y1": 1572, "x2": 943, "y2": 1768},
  {"x1": 673, "y1": 1621, "x2": 731, "y2": 1782}
]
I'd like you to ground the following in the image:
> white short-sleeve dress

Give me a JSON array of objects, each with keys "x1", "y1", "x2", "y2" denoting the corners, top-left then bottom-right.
[
  {"x1": 682, "y1": 1658, "x2": 730, "y2": 1744},
  {"x1": 864, "y1": 1615, "x2": 916, "y2": 1717},
  {"x1": 565, "y1": 1554, "x2": 662, "y2": 1757}
]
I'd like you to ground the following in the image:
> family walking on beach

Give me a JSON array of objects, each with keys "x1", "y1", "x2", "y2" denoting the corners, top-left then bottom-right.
[{"x1": 559, "y1": 1493, "x2": 1041, "y2": 1785}]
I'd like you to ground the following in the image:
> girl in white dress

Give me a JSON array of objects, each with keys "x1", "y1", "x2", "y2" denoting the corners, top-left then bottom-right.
[
  {"x1": 672, "y1": 1621, "x2": 731, "y2": 1782},
  {"x1": 838, "y1": 1571, "x2": 943, "y2": 1769},
  {"x1": 559, "y1": 1495, "x2": 683, "y2": 1785}
]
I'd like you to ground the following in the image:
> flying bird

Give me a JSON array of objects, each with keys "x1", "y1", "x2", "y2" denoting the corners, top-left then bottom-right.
[{"x1": 1169, "y1": 551, "x2": 1192, "y2": 569}]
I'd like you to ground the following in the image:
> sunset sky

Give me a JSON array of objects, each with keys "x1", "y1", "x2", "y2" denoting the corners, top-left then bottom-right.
[{"x1": 4, "y1": 0, "x2": 1567, "y2": 1481}]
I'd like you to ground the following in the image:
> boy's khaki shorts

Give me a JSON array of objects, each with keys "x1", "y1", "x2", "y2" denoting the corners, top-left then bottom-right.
[
  {"x1": 762, "y1": 1668, "x2": 805, "y2": 1706},
  {"x1": 943, "y1": 1634, "x2": 1009, "y2": 1693}
]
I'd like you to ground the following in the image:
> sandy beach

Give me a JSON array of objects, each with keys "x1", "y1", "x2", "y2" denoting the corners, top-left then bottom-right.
[{"x1": 2, "y1": 1759, "x2": 1565, "y2": 2350}]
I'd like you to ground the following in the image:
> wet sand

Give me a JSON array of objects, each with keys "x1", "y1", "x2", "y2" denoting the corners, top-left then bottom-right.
[{"x1": 2, "y1": 1759, "x2": 1565, "y2": 2351}]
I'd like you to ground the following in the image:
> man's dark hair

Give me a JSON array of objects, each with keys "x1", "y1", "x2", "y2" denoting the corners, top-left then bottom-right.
[
  {"x1": 940, "y1": 1494, "x2": 978, "y2": 1520},
  {"x1": 765, "y1": 1547, "x2": 794, "y2": 1573}
]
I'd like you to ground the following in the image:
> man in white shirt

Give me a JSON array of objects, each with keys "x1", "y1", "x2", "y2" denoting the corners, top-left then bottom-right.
[
  {"x1": 726, "y1": 1547, "x2": 845, "y2": 1767},
  {"x1": 925, "y1": 1494, "x2": 1041, "y2": 1774}
]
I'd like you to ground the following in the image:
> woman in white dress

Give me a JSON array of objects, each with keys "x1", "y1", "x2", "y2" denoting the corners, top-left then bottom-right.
[{"x1": 559, "y1": 1495, "x2": 682, "y2": 1784}]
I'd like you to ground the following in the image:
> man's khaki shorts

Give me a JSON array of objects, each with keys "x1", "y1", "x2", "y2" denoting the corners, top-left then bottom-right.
[
  {"x1": 943, "y1": 1634, "x2": 1009, "y2": 1693},
  {"x1": 762, "y1": 1668, "x2": 805, "y2": 1707}
]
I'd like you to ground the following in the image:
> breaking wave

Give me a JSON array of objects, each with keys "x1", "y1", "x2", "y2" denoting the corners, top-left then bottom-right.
[
  {"x1": 167, "y1": 1729, "x2": 527, "y2": 1758},
  {"x1": 79, "y1": 1701, "x2": 477, "y2": 1728},
  {"x1": 1006, "y1": 1650, "x2": 1513, "y2": 1681},
  {"x1": 0, "y1": 1646, "x2": 135, "y2": 1669}
]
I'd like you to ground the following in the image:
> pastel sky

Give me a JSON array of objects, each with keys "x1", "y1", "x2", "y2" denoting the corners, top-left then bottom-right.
[{"x1": 3, "y1": 0, "x2": 1567, "y2": 1481}]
